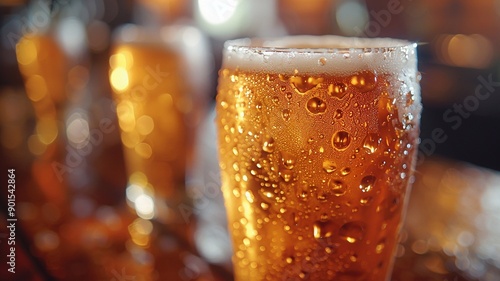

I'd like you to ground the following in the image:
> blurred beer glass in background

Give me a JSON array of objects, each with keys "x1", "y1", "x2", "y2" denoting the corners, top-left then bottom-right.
[
  {"x1": 109, "y1": 23, "x2": 211, "y2": 228},
  {"x1": 216, "y1": 36, "x2": 421, "y2": 280}
]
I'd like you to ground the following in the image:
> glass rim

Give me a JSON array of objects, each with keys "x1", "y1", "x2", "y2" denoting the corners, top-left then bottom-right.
[{"x1": 224, "y1": 35, "x2": 417, "y2": 54}]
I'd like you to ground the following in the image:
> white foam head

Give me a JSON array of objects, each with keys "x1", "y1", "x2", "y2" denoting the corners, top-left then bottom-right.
[{"x1": 222, "y1": 35, "x2": 418, "y2": 76}]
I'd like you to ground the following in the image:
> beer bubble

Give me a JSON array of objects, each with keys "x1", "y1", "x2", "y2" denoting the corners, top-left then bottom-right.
[
  {"x1": 286, "y1": 256, "x2": 294, "y2": 264},
  {"x1": 328, "y1": 179, "x2": 346, "y2": 196},
  {"x1": 363, "y1": 133, "x2": 382, "y2": 154},
  {"x1": 332, "y1": 131, "x2": 351, "y2": 151},
  {"x1": 360, "y1": 175, "x2": 376, "y2": 192},
  {"x1": 350, "y1": 71, "x2": 377, "y2": 92},
  {"x1": 282, "y1": 109, "x2": 291, "y2": 121},
  {"x1": 313, "y1": 220, "x2": 335, "y2": 239},
  {"x1": 262, "y1": 137, "x2": 275, "y2": 153},
  {"x1": 318, "y1": 57, "x2": 327, "y2": 66},
  {"x1": 350, "y1": 254, "x2": 358, "y2": 262},
  {"x1": 322, "y1": 159, "x2": 336, "y2": 173},
  {"x1": 339, "y1": 222, "x2": 365, "y2": 243},
  {"x1": 281, "y1": 152, "x2": 295, "y2": 169},
  {"x1": 306, "y1": 97, "x2": 327, "y2": 114},
  {"x1": 328, "y1": 82, "x2": 348, "y2": 99}
]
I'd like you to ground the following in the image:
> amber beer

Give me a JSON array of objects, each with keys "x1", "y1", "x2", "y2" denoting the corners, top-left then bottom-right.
[
  {"x1": 109, "y1": 25, "x2": 205, "y2": 222},
  {"x1": 216, "y1": 36, "x2": 421, "y2": 280}
]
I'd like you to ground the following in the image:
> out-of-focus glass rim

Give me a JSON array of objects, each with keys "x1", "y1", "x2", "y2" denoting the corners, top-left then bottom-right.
[{"x1": 224, "y1": 35, "x2": 417, "y2": 54}]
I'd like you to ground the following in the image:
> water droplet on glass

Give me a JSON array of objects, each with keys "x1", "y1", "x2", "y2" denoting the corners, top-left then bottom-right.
[
  {"x1": 263, "y1": 137, "x2": 275, "y2": 153},
  {"x1": 281, "y1": 151, "x2": 295, "y2": 169},
  {"x1": 245, "y1": 190, "x2": 255, "y2": 203},
  {"x1": 332, "y1": 131, "x2": 350, "y2": 151},
  {"x1": 340, "y1": 167, "x2": 351, "y2": 176},
  {"x1": 328, "y1": 179, "x2": 346, "y2": 196},
  {"x1": 272, "y1": 96, "x2": 279, "y2": 104},
  {"x1": 359, "y1": 175, "x2": 376, "y2": 192},
  {"x1": 363, "y1": 133, "x2": 382, "y2": 154},
  {"x1": 306, "y1": 97, "x2": 327, "y2": 114},
  {"x1": 260, "y1": 202, "x2": 269, "y2": 210},
  {"x1": 350, "y1": 71, "x2": 377, "y2": 92},
  {"x1": 282, "y1": 109, "x2": 291, "y2": 121},
  {"x1": 360, "y1": 196, "x2": 372, "y2": 206},
  {"x1": 328, "y1": 82, "x2": 348, "y2": 99},
  {"x1": 376, "y1": 239, "x2": 386, "y2": 254},
  {"x1": 313, "y1": 220, "x2": 335, "y2": 239},
  {"x1": 339, "y1": 222, "x2": 365, "y2": 243},
  {"x1": 289, "y1": 76, "x2": 323, "y2": 94},
  {"x1": 280, "y1": 85, "x2": 287, "y2": 92},
  {"x1": 286, "y1": 256, "x2": 294, "y2": 264},
  {"x1": 405, "y1": 91, "x2": 414, "y2": 106},
  {"x1": 318, "y1": 57, "x2": 327, "y2": 66},
  {"x1": 322, "y1": 159, "x2": 336, "y2": 173},
  {"x1": 255, "y1": 101, "x2": 262, "y2": 110},
  {"x1": 279, "y1": 169, "x2": 295, "y2": 183},
  {"x1": 334, "y1": 109, "x2": 343, "y2": 119},
  {"x1": 279, "y1": 74, "x2": 289, "y2": 82},
  {"x1": 285, "y1": 92, "x2": 293, "y2": 100}
]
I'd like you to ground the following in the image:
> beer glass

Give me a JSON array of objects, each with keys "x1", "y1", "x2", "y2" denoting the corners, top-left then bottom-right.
[
  {"x1": 109, "y1": 24, "x2": 210, "y2": 225},
  {"x1": 215, "y1": 36, "x2": 421, "y2": 280}
]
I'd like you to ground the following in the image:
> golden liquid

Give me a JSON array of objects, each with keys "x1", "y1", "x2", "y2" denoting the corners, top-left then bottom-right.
[
  {"x1": 216, "y1": 69, "x2": 420, "y2": 280},
  {"x1": 110, "y1": 43, "x2": 193, "y2": 206}
]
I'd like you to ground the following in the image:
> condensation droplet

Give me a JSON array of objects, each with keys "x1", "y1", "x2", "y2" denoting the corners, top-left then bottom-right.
[
  {"x1": 328, "y1": 82, "x2": 348, "y2": 99},
  {"x1": 339, "y1": 222, "x2": 365, "y2": 243},
  {"x1": 334, "y1": 109, "x2": 343, "y2": 119},
  {"x1": 350, "y1": 71, "x2": 377, "y2": 92},
  {"x1": 272, "y1": 96, "x2": 279, "y2": 104},
  {"x1": 306, "y1": 97, "x2": 327, "y2": 115},
  {"x1": 289, "y1": 76, "x2": 322, "y2": 94},
  {"x1": 313, "y1": 220, "x2": 335, "y2": 239},
  {"x1": 245, "y1": 190, "x2": 255, "y2": 203},
  {"x1": 263, "y1": 137, "x2": 275, "y2": 153},
  {"x1": 340, "y1": 167, "x2": 351, "y2": 176},
  {"x1": 359, "y1": 175, "x2": 376, "y2": 192},
  {"x1": 260, "y1": 202, "x2": 269, "y2": 210},
  {"x1": 376, "y1": 239, "x2": 386, "y2": 254},
  {"x1": 281, "y1": 151, "x2": 295, "y2": 169},
  {"x1": 286, "y1": 256, "x2": 294, "y2": 264},
  {"x1": 322, "y1": 159, "x2": 336, "y2": 173},
  {"x1": 360, "y1": 196, "x2": 372, "y2": 206},
  {"x1": 328, "y1": 179, "x2": 346, "y2": 196},
  {"x1": 285, "y1": 92, "x2": 293, "y2": 100},
  {"x1": 318, "y1": 57, "x2": 327, "y2": 66},
  {"x1": 332, "y1": 131, "x2": 350, "y2": 151},
  {"x1": 282, "y1": 109, "x2": 291, "y2": 121},
  {"x1": 279, "y1": 169, "x2": 295, "y2": 183},
  {"x1": 363, "y1": 133, "x2": 382, "y2": 154}
]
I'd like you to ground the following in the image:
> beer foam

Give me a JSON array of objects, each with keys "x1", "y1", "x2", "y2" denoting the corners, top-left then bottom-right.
[{"x1": 223, "y1": 36, "x2": 418, "y2": 75}]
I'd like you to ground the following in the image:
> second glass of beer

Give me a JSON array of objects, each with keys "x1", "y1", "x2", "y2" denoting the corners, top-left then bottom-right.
[{"x1": 216, "y1": 36, "x2": 421, "y2": 280}]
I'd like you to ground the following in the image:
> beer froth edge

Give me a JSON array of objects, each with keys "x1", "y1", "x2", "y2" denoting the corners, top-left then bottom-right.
[{"x1": 223, "y1": 35, "x2": 417, "y2": 76}]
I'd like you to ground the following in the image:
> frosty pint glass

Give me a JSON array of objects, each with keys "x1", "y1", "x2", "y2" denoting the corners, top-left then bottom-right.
[{"x1": 215, "y1": 36, "x2": 421, "y2": 280}]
